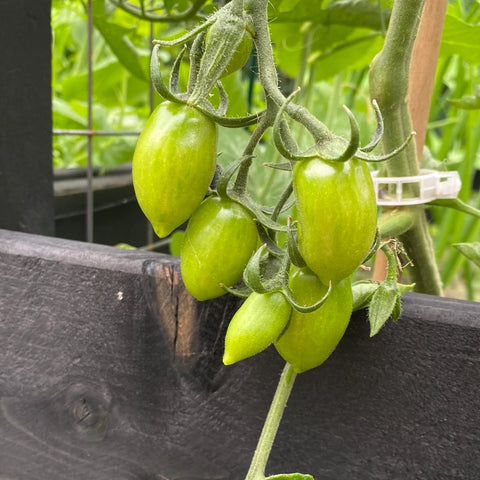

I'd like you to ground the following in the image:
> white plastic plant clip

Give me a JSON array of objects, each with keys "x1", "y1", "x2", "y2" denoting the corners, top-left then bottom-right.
[{"x1": 371, "y1": 169, "x2": 461, "y2": 206}]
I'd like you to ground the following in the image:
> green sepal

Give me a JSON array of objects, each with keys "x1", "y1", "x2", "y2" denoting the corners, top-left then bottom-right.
[
  {"x1": 220, "y1": 282, "x2": 252, "y2": 298},
  {"x1": 229, "y1": 191, "x2": 288, "y2": 232},
  {"x1": 187, "y1": 30, "x2": 206, "y2": 95},
  {"x1": 216, "y1": 80, "x2": 229, "y2": 116},
  {"x1": 169, "y1": 45, "x2": 187, "y2": 94},
  {"x1": 324, "y1": 105, "x2": 360, "y2": 163},
  {"x1": 153, "y1": 16, "x2": 214, "y2": 47},
  {"x1": 356, "y1": 130, "x2": 415, "y2": 163},
  {"x1": 150, "y1": 44, "x2": 184, "y2": 103},
  {"x1": 287, "y1": 218, "x2": 307, "y2": 268},
  {"x1": 361, "y1": 229, "x2": 381, "y2": 264},
  {"x1": 266, "y1": 474, "x2": 314, "y2": 480},
  {"x1": 259, "y1": 199, "x2": 295, "y2": 215},
  {"x1": 263, "y1": 162, "x2": 295, "y2": 171},
  {"x1": 256, "y1": 224, "x2": 285, "y2": 257},
  {"x1": 360, "y1": 99, "x2": 383, "y2": 153},
  {"x1": 271, "y1": 181, "x2": 294, "y2": 223},
  {"x1": 192, "y1": 103, "x2": 266, "y2": 128},
  {"x1": 282, "y1": 280, "x2": 332, "y2": 314},
  {"x1": 188, "y1": 9, "x2": 250, "y2": 104},
  {"x1": 216, "y1": 154, "x2": 253, "y2": 199},
  {"x1": 272, "y1": 90, "x2": 318, "y2": 162},
  {"x1": 243, "y1": 244, "x2": 269, "y2": 293}
]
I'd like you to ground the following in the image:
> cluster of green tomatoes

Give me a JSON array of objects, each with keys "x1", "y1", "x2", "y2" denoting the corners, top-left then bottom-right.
[{"x1": 132, "y1": 3, "x2": 378, "y2": 374}]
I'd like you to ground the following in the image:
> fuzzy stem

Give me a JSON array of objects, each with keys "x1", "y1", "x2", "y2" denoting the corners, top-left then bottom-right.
[
  {"x1": 245, "y1": 363, "x2": 297, "y2": 480},
  {"x1": 369, "y1": 0, "x2": 443, "y2": 295}
]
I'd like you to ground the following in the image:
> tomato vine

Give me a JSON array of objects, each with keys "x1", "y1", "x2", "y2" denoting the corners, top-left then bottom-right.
[{"x1": 129, "y1": 0, "x2": 477, "y2": 478}]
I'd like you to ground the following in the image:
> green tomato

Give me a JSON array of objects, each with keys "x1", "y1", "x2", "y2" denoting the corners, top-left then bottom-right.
[
  {"x1": 132, "y1": 101, "x2": 217, "y2": 238},
  {"x1": 223, "y1": 291, "x2": 292, "y2": 366},
  {"x1": 275, "y1": 268, "x2": 352, "y2": 374},
  {"x1": 203, "y1": 15, "x2": 253, "y2": 80},
  {"x1": 220, "y1": 29, "x2": 253, "y2": 77},
  {"x1": 181, "y1": 196, "x2": 258, "y2": 301},
  {"x1": 293, "y1": 157, "x2": 377, "y2": 284}
]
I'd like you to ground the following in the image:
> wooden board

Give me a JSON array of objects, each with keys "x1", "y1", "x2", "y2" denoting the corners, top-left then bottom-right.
[{"x1": 1, "y1": 229, "x2": 479, "y2": 479}]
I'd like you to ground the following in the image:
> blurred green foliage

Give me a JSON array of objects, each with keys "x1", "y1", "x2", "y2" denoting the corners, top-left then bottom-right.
[{"x1": 52, "y1": 0, "x2": 480, "y2": 299}]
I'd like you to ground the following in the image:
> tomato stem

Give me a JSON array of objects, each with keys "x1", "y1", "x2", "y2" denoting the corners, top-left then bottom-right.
[
  {"x1": 369, "y1": 0, "x2": 443, "y2": 296},
  {"x1": 244, "y1": 362, "x2": 297, "y2": 480}
]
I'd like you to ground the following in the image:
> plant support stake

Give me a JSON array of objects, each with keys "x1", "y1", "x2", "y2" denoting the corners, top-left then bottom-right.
[{"x1": 369, "y1": 0, "x2": 443, "y2": 295}]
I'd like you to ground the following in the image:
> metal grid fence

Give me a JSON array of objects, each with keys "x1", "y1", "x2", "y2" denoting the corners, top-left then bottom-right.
[{"x1": 52, "y1": 0, "x2": 154, "y2": 243}]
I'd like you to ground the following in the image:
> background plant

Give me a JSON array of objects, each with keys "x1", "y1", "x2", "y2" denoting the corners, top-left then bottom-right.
[{"x1": 51, "y1": 0, "x2": 480, "y2": 299}]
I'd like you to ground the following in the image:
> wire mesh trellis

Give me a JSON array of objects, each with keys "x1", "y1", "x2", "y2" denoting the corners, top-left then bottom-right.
[{"x1": 52, "y1": 0, "x2": 154, "y2": 244}]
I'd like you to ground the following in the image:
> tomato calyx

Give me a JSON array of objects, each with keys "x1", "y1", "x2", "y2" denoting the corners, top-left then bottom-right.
[
  {"x1": 240, "y1": 244, "x2": 333, "y2": 314},
  {"x1": 148, "y1": 0, "x2": 262, "y2": 129},
  {"x1": 272, "y1": 90, "x2": 414, "y2": 165}
]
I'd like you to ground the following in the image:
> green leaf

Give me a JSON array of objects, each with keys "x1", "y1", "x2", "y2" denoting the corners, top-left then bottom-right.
[
  {"x1": 271, "y1": 21, "x2": 384, "y2": 80},
  {"x1": 440, "y1": 14, "x2": 480, "y2": 64},
  {"x1": 52, "y1": 98, "x2": 87, "y2": 128},
  {"x1": 115, "y1": 243, "x2": 136, "y2": 250},
  {"x1": 352, "y1": 281, "x2": 413, "y2": 313},
  {"x1": 352, "y1": 281, "x2": 380, "y2": 311},
  {"x1": 313, "y1": 32, "x2": 384, "y2": 81},
  {"x1": 270, "y1": 0, "x2": 390, "y2": 31},
  {"x1": 266, "y1": 473, "x2": 314, "y2": 480},
  {"x1": 453, "y1": 243, "x2": 480, "y2": 267},
  {"x1": 428, "y1": 198, "x2": 480, "y2": 219},
  {"x1": 368, "y1": 283, "x2": 398, "y2": 337},
  {"x1": 92, "y1": 0, "x2": 147, "y2": 81}
]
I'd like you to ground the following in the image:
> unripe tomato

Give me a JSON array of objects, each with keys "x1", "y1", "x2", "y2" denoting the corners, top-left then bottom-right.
[
  {"x1": 293, "y1": 157, "x2": 377, "y2": 284},
  {"x1": 275, "y1": 268, "x2": 352, "y2": 374},
  {"x1": 132, "y1": 101, "x2": 217, "y2": 238},
  {"x1": 223, "y1": 291, "x2": 291, "y2": 365},
  {"x1": 220, "y1": 29, "x2": 253, "y2": 77},
  {"x1": 203, "y1": 14, "x2": 253, "y2": 79},
  {"x1": 181, "y1": 196, "x2": 258, "y2": 301}
]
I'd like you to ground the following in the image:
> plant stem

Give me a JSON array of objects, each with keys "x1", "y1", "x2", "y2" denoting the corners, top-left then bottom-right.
[
  {"x1": 245, "y1": 362, "x2": 297, "y2": 480},
  {"x1": 369, "y1": 0, "x2": 443, "y2": 296}
]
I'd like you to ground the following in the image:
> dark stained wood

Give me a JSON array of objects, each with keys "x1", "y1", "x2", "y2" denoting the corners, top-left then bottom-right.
[
  {"x1": 0, "y1": 0, "x2": 54, "y2": 235},
  {"x1": 1, "y1": 229, "x2": 479, "y2": 479}
]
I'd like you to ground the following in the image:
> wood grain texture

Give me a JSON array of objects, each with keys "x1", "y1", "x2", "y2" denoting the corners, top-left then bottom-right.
[
  {"x1": 1, "y1": 229, "x2": 479, "y2": 480},
  {"x1": 0, "y1": 0, "x2": 54, "y2": 235}
]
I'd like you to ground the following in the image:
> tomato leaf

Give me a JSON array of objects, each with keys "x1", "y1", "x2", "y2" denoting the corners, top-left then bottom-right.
[
  {"x1": 92, "y1": 0, "x2": 147, "y2": 81},
  {"x1": 266, "y1": 474, "x2": 314, "y2": 480},
  {"x1": 453, "y1": 243, "x2": 480, "y2": 268},
  {"x1": 270, "y1": 0, "x2": 390, "y2": 30},
  {"x1": 440, "y1": 13, "x2": 480, "y2": 64},
  {"x1": 368, "y1": 283, "x2": 398, "y2": 337},
  {"x1": 428, "y1": 198, "x2": 480, "y2": 219},
  {"x1": 352, "y1": 281, "x2": 380, "y2": 311}
]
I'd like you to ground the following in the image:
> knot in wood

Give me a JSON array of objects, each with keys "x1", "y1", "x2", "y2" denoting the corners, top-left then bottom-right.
[{"x1": 63, "y1": 382, "x2": 112, "y2": 441}]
